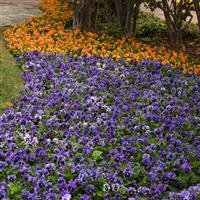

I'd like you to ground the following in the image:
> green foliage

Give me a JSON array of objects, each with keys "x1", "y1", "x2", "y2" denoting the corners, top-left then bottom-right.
[
  {"x1": 92, "y1": 150, "x2": 103, "y2": 161},
  {"x1": 98, "y1": 11, "x2": 198, "y2": 38},
  {"x1": 8, "y1": 182, "x2": 23, "y2": 199},
  {"x1": 64, "y1": 167, "x2": 74, "y2": 181},
  {"x1": 97, "y1": 22, "x2": 120, "y2": 37},
  {"x1": 64, "y1": 18, "x2": 73, "y2": 29},
  {"x1": 136, "y1": 11, "x2": 198, "y2": 39},
  {"x1": 183, "y1": 22, "x2": 199, "y2": 38},
  {"x1": 136, "y1": 11, "x2": 167, "y2": 37}
]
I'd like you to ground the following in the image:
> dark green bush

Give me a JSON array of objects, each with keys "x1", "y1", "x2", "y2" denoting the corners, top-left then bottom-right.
[
  {"x1": 136, "y1": 12, "x2": 167, "y2": 37},
  {"x1": 183, "y1": 22, "x2": 199, "y2": 38},
  {"x1": 136, "y1": 11, "x2": 198, "y2": 39},
  {"x1": 85, "y1": 10, "x2": 199, "y2": 40},
  {"x1": 97, "y1": 22, "x2": 120, "y2": 37}
]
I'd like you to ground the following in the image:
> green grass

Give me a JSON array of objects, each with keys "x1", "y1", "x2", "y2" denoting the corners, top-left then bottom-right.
[{"x1": 0, "y1": 27, "x2": 24, "y2": 115}]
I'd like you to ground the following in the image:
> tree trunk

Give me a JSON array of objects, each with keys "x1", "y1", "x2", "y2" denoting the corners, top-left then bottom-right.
[
  {"x1": 194, "y1": 1, "x2": 200, "y2": 32},
  {"x1": 174, "y1": 30, "x2": 184, "y2": 50},
  {"x1": 114, "y1": 0, "x2": 130, "y2": 36},
  {"x1": 90, "y1": 1, "x2": 99, "y2": 31},
  {"x1": 132, "y1": 2, "x2": 140, "y2": 38},
  {"x1": 163, "y1": 10, "x2": 184, "y2": 50},
  {"x1": 72, "y1": 0, "x2": 80, "y2": 29},
  {"x1": 115, "y1": 0, "x2": 122, "y2": 30},
  {"x1": 125, "y1": 2, "x2": 131, "y2": 36},
  {"x1": 81, "y1": 0, "x2": 90, "y2": 32},
  {"x1": 72, "y1": 0, "x2": 99, "y2": 32},
  {"x1": 163, "y1": 12, "x2": 175, "y2": 45}
]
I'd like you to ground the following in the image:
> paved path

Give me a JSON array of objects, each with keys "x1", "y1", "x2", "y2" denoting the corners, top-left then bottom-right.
[{"x1": 0, "y1": 0, "x2": 41, "y2": 27}]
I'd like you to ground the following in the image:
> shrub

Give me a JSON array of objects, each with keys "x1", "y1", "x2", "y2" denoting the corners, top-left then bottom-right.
[{"x1": 136, "y1": 12, "x2": 167, "y2": 37}]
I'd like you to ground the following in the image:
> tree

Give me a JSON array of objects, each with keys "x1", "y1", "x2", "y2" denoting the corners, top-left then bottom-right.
[
  {"x1": 193, "y1": 0, "x2": 200, "y2": 32},
  {"x1": 67, "y1": 0, "x2": 142, "y2": 36},
  {"x1": 68, "y1": 0, "x2": 99, "y2": 32},
  {"x1": 114, "y1": 0, "x2": 142, "y2": 37},
  {"x1": 146, "y1": 0, "x2": 194, "y2": 50}
]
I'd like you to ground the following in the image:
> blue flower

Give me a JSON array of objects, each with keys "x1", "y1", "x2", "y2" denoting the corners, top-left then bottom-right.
[
  {"x1": 38, "y1": 179, "x2": 46, "y2": 188},
  {"x1": 79, "y1": 194, "x2": 90, "y2": 200},
  {"x1": 142, "y1": 154, "x2": 150, "y2": 165},
  {"x1": 128, "y1": 187, "x2": 136, "y2": 196},
  {"x1": 86, "y1": 184, "x2": 95, "y2": 194},
  {"x1": 46, "y1": 193, "x2": 57, "y2": 200},
  {"x1": 181, "y1": 163, "x2": 191, "y2": 173},
  {"x1": 123, "y1": 168, "x2": 133, "y2": 177}
]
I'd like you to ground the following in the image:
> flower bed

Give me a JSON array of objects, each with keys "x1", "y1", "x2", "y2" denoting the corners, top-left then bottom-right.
[
  {"x1": 39, "y1": 0, "x2": 72, "y2": 21},
  {"x1": 0, "y1": 51, "x2": 200, "y2": 199},
  {"x1": 3, "y1": 0, "x2": 200, "y2": 75}
]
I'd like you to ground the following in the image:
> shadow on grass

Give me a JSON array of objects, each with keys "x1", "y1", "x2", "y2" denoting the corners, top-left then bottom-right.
[{"x1": 0, "y1": 27, "x2": 24, "y2": 115}]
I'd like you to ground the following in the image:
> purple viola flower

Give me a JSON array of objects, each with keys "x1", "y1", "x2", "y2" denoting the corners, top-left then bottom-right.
[
  {"x1": 112, "y1": 183, "x2": 120, "y2": 192},
  {"x1": 142, "y1": 154, "x2": 150, "y2": 165},
  {"x1": 46, "y1": 193, "x2": 57, "y2": 200},
  {"x1": 35, "y1": 147, "x2": 47, "y2": 160},
  {"x1": 79, "y1": 171, "x2": 89, "y2": 183},
  {"x1": 168, "y1": 192, "x2": 178, "y2": 199},
  {"x1": 114, "y1": 193, "x2": 120, "y2": 200},
  {"x1": 156, "y1": 183, "x2": 167, "y2": 193},
  {"x1": 66, "y1": 181, "x2": 76, "y2": 193},
  {"x1": 61, "y1": 193, "x2": 72, "y2": 200},
  {"x1": 148, "y1": 171, "x2": 158, "y2": 182},
  {"x1": 58, "y1": 181, "x2": 67, "y2": 192},
  {"x1": 107, "y1": 173, "x2": 116, "y2": 183},
  {"x1": 45, "y1": 163, "x2": 55, "y2": 173},
  {"x1": 46, "y1": 182, "x2": 54, "y2": 192},
  {"x1": 79, "y1": 194, "x2": 90, "y2": 200},
  {"x1": 91, "y1": 170, "x2": 99, "y2": 181},
  {"x1": 22, "y1": 190, "x2": 31, "y2": 199},
  {"x1": 7, "y1": 175, "x2": 16, "y2": 182},
  {"x1": 34, "y1": 186, "x2": 41, "y2": 194},
  {"x1": 113, "y1": 153, "x2": 124, "y2": 162},
  {"x1": 103, "y1": 183, "x2": 111, "y2": 192},
  {"x1": 86, "y1": 184, "x2": 95, "y2": 194},
  {"x1": 83, "y1": 146, "x2": 92, "y2": 156},
  {"x1": 138, "y1": 186, "x2": 150, "y2": 196},
  {"x1": 128, "y1": 187, "x2": 136, "y2": 196},
  {"x1": 37, "y1": 179, "x2": 46, "y2": 188},
  {"x1": 181, "y1": 163, "x2": 192, "y2": 173},
  {"x1": 179, "y1": 190, "x2": 191, "y2": 200},
  {"x1": 123, "y1": 168, "x2": 133, "y2": 177},
  {"x1": 162, "y1": 172, "x2": 176, "y2": 181}
]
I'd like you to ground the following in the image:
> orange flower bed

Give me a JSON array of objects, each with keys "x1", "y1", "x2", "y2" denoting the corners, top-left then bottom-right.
[
  {"x1": 38, "y1": 0, "x2": 72, "y2": 21},
  {"x1": 4, "y1": 0, "x2": 200, "y2": 75}
]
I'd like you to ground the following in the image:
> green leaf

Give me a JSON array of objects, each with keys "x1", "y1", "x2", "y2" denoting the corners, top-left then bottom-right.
[
  {"x1": 64, "y1": 167, "x2": 73, "y2": 181},
  {"x1": 92, "y1": 150, "x2": 103, "y2": 160},
  {"x1": 8, "y1": 182, "x2": 22, "y2": 195},
  {"x1": 119, "y1": 186, "x2": 127, "y2": 195},
  {"x1": 96, "y1": 191, "x2": 104, "y2": 198}
]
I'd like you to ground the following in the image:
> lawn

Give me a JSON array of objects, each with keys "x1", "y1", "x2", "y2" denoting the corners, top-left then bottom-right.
[{"x1": 0, "y1": 27, "x2": 24, "y2": 114}]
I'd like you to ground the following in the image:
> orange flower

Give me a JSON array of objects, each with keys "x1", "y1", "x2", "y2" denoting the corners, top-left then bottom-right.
[{"x1": 3, "y1": 0, "x2": 199, "y2": 76}]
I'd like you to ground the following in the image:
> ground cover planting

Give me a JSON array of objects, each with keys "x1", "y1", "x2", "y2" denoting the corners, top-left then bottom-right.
[
  {"x1": 0, "y1": 27, "x2": 24, "y2": 115},
  {"x1": 3, "y1": 0, "x2": 200, "y2": 76},
  {"x1": 0, "y1": 51, "x2": 200, "y2": 199}
]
